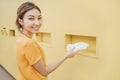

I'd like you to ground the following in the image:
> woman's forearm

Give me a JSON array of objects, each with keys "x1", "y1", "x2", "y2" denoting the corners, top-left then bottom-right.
[{"x1": 46, "y1": 53, "x2": 68, "y2": 75}]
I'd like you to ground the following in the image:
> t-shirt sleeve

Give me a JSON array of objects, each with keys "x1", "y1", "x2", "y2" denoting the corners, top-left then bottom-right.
[{"x1": 24, "y1": 41, "x2": 41, "y2": 65}]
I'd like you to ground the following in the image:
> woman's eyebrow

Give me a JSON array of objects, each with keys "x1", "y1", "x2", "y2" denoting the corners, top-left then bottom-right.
[
  {"x1": 28, "y1": 15, "x2": 35, "y2": 17},
  {"x1": 39, "y1": 15, "x2": 42, "y2": 17},
  {"x1": 28, "y1": 15, "x2": 42, "y2": 17}
]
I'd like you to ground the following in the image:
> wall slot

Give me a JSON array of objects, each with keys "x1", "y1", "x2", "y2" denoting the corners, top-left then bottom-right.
[
  {"x1": 1, "y1": 28, "x2": 7, "y2": 36},
  {"x1": 9, "y1": 29, "x2": 15, "y2": 37},
  {"x1": 65, "y1": 34, "x2": 96, "y2": 57},
  {"x1": 36, "y1": 32, "x2": 51, "y2": 44}
]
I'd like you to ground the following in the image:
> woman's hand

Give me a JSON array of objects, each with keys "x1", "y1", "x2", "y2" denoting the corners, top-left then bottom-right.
[{"x1": 65, "y1": 47, "x2": 78, "y2": 58}]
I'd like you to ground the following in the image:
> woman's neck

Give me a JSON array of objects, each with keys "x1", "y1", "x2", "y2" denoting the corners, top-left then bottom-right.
[{"x1": 21, "y1": 31, "x2": 33, "y2": 38}]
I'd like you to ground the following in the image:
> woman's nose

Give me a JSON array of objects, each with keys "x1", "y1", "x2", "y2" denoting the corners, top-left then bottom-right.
[{"x1": 34, "y1": 20, "x2": 41, "y2": 25}]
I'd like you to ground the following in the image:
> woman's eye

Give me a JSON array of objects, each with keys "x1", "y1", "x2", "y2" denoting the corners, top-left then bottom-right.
[
  {"x1": 28, "y1": 18, "x2": 34, "y2": 20},
  {"x1": 38, "y1": 17, "x2": 42, "y2": 20}
]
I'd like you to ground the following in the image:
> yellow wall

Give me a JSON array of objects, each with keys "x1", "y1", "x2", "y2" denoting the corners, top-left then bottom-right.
[{"x1": 0, "y1": 0, "x2": 120, "y2": 80}]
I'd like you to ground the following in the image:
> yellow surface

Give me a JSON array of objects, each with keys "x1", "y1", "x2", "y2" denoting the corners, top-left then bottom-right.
[
  {"x1": 36, "y1": 32, "x2": 51, "y2": 44},
  {"x1": 0, "y1": 0, "x2": 120, "y2": 80}
]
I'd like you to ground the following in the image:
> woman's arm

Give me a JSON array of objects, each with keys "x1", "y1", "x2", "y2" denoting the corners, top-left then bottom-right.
[{"x1": 33, "y1": 48, "x2": 77, "y2": 76}]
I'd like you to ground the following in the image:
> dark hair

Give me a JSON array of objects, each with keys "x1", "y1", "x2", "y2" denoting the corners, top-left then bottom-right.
[{"x1": 16, "y1": 2, "x2": 41, "y2": 32}]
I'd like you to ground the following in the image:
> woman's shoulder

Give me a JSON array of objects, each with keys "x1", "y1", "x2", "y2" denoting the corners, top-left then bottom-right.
[{"x1": 16, "y1": 34, "x2": 36, "y2": 46}]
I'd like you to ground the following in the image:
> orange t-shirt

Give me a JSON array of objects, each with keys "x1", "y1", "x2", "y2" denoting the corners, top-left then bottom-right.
[{"x1": 16, "y1": 34, "x2": 46, "y2": 80}]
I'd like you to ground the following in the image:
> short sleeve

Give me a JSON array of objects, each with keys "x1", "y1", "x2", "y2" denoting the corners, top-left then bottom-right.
[{"x1": 24, "y1": 41, "x2": 41, "y2": 65}]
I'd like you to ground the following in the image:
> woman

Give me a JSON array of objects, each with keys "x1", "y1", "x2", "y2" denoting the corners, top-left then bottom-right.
[{"x1": 16, "y1": 2, "x2": 78, "y2": 80}]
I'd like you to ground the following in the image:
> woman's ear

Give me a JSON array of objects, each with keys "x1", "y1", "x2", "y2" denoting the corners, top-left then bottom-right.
[{"x1": 18, "y1": 18, "x2": 24, "y2": 26}]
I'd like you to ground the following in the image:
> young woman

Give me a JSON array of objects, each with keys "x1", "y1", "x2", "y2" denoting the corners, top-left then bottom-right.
[{"x1": 16, "y1": 2, "x2": 78, "y2": 80}]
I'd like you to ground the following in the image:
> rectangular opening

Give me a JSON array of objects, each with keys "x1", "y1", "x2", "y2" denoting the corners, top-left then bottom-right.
[
  {"x1": 65, "y1": 34, "x2": 96, "y2": 57},
  {"x1": 36, "y1": 32, "x2": 51, "y2": 44},
  {"x1": 0, "y1": 28, "x2": 7, "y2": 36},
  {"x1": 9, "y1": 29, "x2": 15, "y2": 37}
]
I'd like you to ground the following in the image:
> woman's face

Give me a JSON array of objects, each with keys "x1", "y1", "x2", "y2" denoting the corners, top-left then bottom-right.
[{"x1": 19, "y1": 8, "x2": 42, "y2": 35}]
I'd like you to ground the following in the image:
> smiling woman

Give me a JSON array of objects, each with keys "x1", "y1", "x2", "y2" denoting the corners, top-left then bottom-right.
[
  {"x1": 16, "y1": 2, "x2": 42, "y2": 38},
  {"x1": 16, "y1": 1, "x2": 79, "y2": 80}
]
